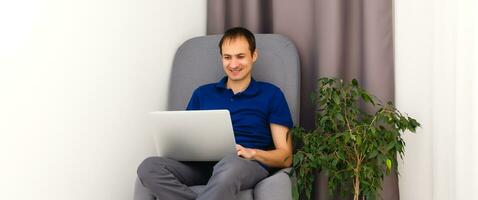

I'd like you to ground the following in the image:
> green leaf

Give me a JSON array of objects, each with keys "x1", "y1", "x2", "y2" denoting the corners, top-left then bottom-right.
[
  {"x1": 292, "y1": 178, "x2": 300, "y2": 200},
  {"x1": 352, "y1": 79, "x2": 359, "y2": 86},
  {"x1": 360, "y1": 91, "x2": 375, "y2": 106},
  {"x1": 336, "y1": 113, "x2": 345, "y2": 123},
  {"x1": 332, "y1": 94, "x2": 340, "y2": 104},
  {"x1": 368, "y1": 149, "x2": 378, "y2": 159},
  {"x1": 386, "y1": 159, "x2": 392, "y2": 173},
  {"x1": 319, "y1": 116, "x2": 329, "y2": 125},
  {"x1": 356, "y1": 135, "x2": 362, "y2": 145},
  {"x1": 386, "y1": 141, "x2": 395, "y2": 152}
]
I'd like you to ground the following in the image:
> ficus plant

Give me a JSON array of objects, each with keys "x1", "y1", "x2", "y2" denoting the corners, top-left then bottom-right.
[{"x1": 290, "y1": 77, "x2": 420, "y2": 200}]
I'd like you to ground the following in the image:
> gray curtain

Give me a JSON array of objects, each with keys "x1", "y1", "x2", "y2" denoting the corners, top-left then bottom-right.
[{"x1": 207, "y1": 0, "x2": 396, "y2": 199}]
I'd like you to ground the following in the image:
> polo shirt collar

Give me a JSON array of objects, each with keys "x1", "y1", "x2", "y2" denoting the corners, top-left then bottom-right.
[{"x1": 215, "y1": 76, "x2": 260, "y2": 96}]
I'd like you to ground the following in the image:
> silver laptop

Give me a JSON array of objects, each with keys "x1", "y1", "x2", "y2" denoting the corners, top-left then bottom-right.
[{"x1": 148, "y1": 110, "x2": 236, "y2": 161}]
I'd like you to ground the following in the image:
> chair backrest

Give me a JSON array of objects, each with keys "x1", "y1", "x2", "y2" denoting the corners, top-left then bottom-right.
[{"x1": 167, "y1": 34, "x2": 300, "y2": 125}]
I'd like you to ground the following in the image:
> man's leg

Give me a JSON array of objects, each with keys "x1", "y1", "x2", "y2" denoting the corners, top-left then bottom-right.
[
  {"x1": 196, "y1": 154, "x2": 269, "y2": 200},
  {"x1": 137, "y1": 157, "x2": 214, "y2": 200}
]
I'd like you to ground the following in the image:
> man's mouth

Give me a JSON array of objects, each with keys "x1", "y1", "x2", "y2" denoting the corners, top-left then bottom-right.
[{"x1": 229, "y1": 68, "x2": 242, "y2": 75}]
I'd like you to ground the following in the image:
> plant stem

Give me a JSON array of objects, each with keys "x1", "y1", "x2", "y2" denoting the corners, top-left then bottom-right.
[
  {"x1": 354, "y1": 157, "x2": 362, "y2": 200},
  {"x1": 343, "y1": 87, "x2": 362, "y2": 200}
]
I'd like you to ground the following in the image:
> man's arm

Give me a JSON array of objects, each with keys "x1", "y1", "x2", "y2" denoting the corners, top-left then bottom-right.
[{"x1": 236, "y1": 123, "x2": 293, "y2": 168}]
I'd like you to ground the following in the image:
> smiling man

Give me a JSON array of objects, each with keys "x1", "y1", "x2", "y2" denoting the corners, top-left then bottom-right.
[{"x1": 137, "y1": 27, "x2": 293, "y2": 200}]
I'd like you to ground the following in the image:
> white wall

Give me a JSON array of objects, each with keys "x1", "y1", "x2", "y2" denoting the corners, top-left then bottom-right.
[
  {"x1": 395, "y1": 0, "x2": 478, "y2": 199},
  {"x1": 0, "y1": 1, "x2": 206, "y2": 199},
  {"x1": 394, "y1": 0, "x2": 434, "y2": 199}
]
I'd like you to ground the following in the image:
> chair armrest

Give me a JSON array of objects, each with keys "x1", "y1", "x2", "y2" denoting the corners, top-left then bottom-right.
[{"x1": 253, "y1": 168, "x2": 293, "y2": 200}]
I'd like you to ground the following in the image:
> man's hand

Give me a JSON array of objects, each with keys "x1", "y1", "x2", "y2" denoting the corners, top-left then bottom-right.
[{"x1": 236, "y1": 144, "x2": 257, "y2": 160}]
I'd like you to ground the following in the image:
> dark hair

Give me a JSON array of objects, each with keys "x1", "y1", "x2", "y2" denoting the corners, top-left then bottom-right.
[{"x1": 218, "y1": 27, "x2": 256, "y2": 55}]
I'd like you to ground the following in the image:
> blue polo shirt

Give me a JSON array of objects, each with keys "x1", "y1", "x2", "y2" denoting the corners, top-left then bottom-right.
[{"x1": 186, "y1": 77, "x2": 293, "y2": 151}]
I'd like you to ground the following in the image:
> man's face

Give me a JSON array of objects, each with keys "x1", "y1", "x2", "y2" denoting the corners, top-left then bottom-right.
[{"x1": 221, "y1": 37, "x2": 257, "y2": 82}]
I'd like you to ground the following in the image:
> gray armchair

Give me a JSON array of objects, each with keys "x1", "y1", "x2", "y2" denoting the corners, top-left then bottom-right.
[{"x1": 134, "y1": 34, "x2": 300, "y2": 200}]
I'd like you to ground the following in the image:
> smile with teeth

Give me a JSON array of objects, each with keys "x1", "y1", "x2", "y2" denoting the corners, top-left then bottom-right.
[{"x1": 229, "y1": 68, "x2": 242, "y2": 75}]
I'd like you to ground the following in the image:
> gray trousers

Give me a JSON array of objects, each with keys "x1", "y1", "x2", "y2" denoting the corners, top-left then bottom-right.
[{"x1": 137, "y1": 154, "x2": 269, "y2": 200}]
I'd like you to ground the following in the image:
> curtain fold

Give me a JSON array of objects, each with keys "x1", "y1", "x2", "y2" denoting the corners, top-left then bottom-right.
[{"x1": 207, "y1": 0, "x2": 396, "y2": 199}]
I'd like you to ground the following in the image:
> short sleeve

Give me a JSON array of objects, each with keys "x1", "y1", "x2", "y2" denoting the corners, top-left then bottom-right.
[
  {"x1": 268, "y1": 89, "x2": 293, "y2": 128},
  {"x1": 186, "y1": 88, "x2": 200, "y2": 110}
]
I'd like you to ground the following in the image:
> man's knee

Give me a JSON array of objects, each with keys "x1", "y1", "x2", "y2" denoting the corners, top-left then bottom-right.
[
  {"x1": 207, "y1": 155, "x2": 266, "y2": 194},
  {"x1": 213, "y1": 156, "x2": 251, "y2": 179},
  {"x1": 137, "y1": 156, "x2": 168, "y2": 180},
  {"x1": 217, "y1": 154, "x2": 249, "y2": 165}
]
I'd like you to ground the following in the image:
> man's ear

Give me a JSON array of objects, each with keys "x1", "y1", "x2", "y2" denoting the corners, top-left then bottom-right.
[{"x1": 252, "y1": 49, "x2": 258, "y2": 62}]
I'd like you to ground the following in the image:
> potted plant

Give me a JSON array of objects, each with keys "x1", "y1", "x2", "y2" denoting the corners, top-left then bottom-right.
[{"x1": 290, "y1": 77, "x2": 420, "y2": 200}]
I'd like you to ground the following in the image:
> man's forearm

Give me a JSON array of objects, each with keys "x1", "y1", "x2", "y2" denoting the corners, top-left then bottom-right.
[
  {"x1": 236, "y1": 124, "x2": 293, "y2": 168},
  {"x1": 253, "y1": 148, "x2": 292, "y2": 168}
]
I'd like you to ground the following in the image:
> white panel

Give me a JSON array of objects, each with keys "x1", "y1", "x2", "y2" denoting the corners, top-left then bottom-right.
[
  {"x1": 455, "y1": 1, "x2": 478, "y2": 199},
  {"x1": 431, "y1": 0, "x2": 456, "y2": 199},
  {"x1": 395, "y1": 0, "x2": 434, "y2": 199},
  {"x1": 396, "y1": 0, "x2": 478, "y2": 199}
]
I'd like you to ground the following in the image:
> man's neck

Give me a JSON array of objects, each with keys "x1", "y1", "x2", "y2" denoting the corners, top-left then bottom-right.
[{"x1": 227, "y1": 77, "x2": 251, "y2": 94}]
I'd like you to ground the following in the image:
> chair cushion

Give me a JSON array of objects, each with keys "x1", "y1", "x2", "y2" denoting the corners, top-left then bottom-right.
[{"x1": 254, "y1": 168, "x2": 293, "y2": 200}]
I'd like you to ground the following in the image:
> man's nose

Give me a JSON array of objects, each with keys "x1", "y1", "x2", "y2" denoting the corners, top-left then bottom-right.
[{"x1": 230, "y1": 58, "x2": 240, "y2": 68}]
